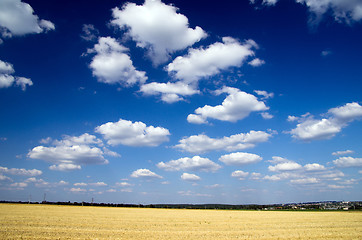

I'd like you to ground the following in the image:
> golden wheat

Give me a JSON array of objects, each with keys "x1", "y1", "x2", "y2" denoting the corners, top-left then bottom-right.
[{"x1": 0, "y1": 203, "x2": 361, "y2": 239}]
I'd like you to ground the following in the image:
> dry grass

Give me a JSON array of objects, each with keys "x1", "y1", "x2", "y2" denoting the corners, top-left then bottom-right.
[{"x1": 0, "y1": 203, "x2": 361, "y2": 239}]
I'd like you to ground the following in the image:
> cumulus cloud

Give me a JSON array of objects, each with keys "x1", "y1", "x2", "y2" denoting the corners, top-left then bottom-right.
[
  {"x1": 167, "y1": 38, "x2": 257, "y2": 83},
  {"x1": 28, "y1": 133, "x2": 110, "y2": 171},
  {"x1": 219, "y1": 152, "x2": 262, "y2": 166},
  {"x1": 88, "y1": 37, "x2": 147, "y2": 87},
  {"x1": 289, "y1": 102, "x2": 362, "y2": 141},
  {"x1": 111, "y1": 0, "x2": 206, "y2": 65},
  {"x1": 332, "y1": 150, "x2": 354, "y2": 156},
  {"x1": 0, "y1": 60, "x2": 33, "y2": 90},
  {"x1": 95, "y1": 118, "x2": 170, "y2": 147},
  {"x1": 187, "y1": 87, "x2": 269, "y2": 124},
  {"x1": 0, "y1": 166, "x2": 42, "y2": 176},
  {"x1": 304, "y1": 163, "x2": 326, "y2": 171},
  {"x1": 181, "y1": 172, "x2": 201, "y2": 182},
  {"x1": 175, "y1": 130, "x2": 272, "y2": 154},
  {"x1": 333, "y1": 157, "x2": 362, "y2": 168},
  {"x1": 231, "y1": 170, "x2": 249, "y2": 180},
  {"x1": 268, "y1": 160, "x2": 303, "y2": 172},
  {"x1": 130, "y1": 169, "x2": 163, "y2": 179},
  {"x1": 157, "y1": 156, "x2": 221, "y2": 172},
  {"x1": 140, "y1": 81, "x2": 199, "y2": 103},
  {"x1": 0, "y1": 0, "x2": 54, "y2": 38}
]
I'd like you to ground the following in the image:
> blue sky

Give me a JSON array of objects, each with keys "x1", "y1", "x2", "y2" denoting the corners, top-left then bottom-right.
[{"x1": 0, "y1": 0, "x2": 361, "y2": 204}]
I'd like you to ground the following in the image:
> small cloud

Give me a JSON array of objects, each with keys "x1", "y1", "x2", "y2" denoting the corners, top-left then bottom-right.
[
  {"x1": 89, "y1": 182, "x2": 107, "y2": 187},
  {"x1": 80, "y1": 24, "x2": 99, "y2": 41},
  {"x1": 332, "y1": 150, "x2": 354, "y2": 156},
  {"x1": 231, "y1": 170, "x2": 249, "y2": 180},
  {"x1": 70, "y1": 188, "x2": 87, "y2": 192},
  {"x1": 321, "y1": 50, "x2": 332, "y2": 57},
  {"x1": 248, "y1": 58, "x2": 265, "y2": 67},
  {"x1": 74, "y1": 182, "x2": 87, "y2": 186},
  {"x1": 181, "y1": 173, "x2": 201, "y2": 182},
  {"x1": 131, "y1": 169, "x2": 163, "y2": 179}
]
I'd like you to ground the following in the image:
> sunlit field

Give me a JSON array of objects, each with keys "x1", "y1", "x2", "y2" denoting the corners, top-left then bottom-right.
[{"x1": 0, "y1": 204, "x2": 361, "y2": 239}]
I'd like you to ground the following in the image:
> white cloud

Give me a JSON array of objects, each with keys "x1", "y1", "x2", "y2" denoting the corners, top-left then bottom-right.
[
  {"x1": 89, "y1": 182, "x2": 107, "y2": 187},
  {"x1": 181, "y1": 172, "x2": 201, "y2": 182},
  {"x1": 250, "y1": 172, "x2": 262, "y2": 180},
  {"x1": 332, "y1": 150, "x2": 354, "y2": 156},
  {"x1": 0, "y1": 174, "x2": 12, "y2": 181},
  {"x1": 251, "y1": 0, "x2": 362, "y2": 25},
  {"x1": 81, "y1": 24, "x2": 99, "y2": 41},
  {"x1": 268, "y1": 161, "x2": 303, "y2": 172},
  {"x1": 261, "y1": 112, "x2": 274, "y2": 119},
  {"x1": 175, "y1": 130, "x2": 271, "y2": 154},
  {"x1": 254, "y1": 90, "x2": 274, "y2": 99},
  {"x1": 157, "y1": 156, "x2": 221, "y2": 172},
  {"x1": 289, "y1": 102, "x2": 362, "y2": 141},
  {"x1": 28, "y1": 133, "x2": 109, "y2": 170},
  {"x1": 0, "y1": 60, "x2": 33, "y2": 90},
  {"x1": 15, "y1": 77, "x2": 33, "y2": 91},
  {"x1": 53, "y1": 133, "x2": 103, "y2": 147},
  {"x1": 74, "y1": 182, "x2": 87, "y2": 186},
  {"x1": 321, "y1": 50, "x2": 332, "y2": 57},
  {"x1": 111, "y1": 0, "x2": 206, "y2": 65},
  {"x1": 328, "y1": 102, "x2": 362, "y2": 120},
  {"x1": 140, "y1": 81, "x2": 199, "y2": 103},
  {"x1": 187, "y1": 87, "x2": 269, "y2": 124},
  {"x1": 167, "y1": 37, "x2": 256, "y2": 83},
  {"x1": 205, "y1": 184, "x2": 222, "y2": 189},
  {"x1": 57, "y1": 180, "x2": 68, "y2": 186},
  {"x1": 333, "y1": 157, "x2": 362, "y2": 168},
  {"x1": 287, "y1": 115, "x2": 299, "y2": 122},
  {"x1": 263, "y1": 172, "x2": 301, "y2": 181},
  {"x1": 70, "y1": 188, "x2": 87, "y2": 192},
  {"x1": 0, "y1": 60, "x2": 14, "y2": 74},
  {"x1": 0, "y1": 166, "x2": 42, "y2": 176},
  {"x1": 328, "y1": 184, "x2": 350, "y2": 189},
  {"x1": 106, "y1": 189, "x2": 117, "y2": 193},
  {"x1": 0, "y1": 0, "x2": 54, "y2": 37},
  {"x1": 290, "y1": 177, "x2": 319, "y2": 184},
  {"x1": 178, "y1": 190, "x2": 211, "y2": 197},
  {"x1": 296, "y1": 0, "x2": 362, "y2": 25},
  {"x1": 231, "y1": 170, "x2": 249, "y2": 180},
  {"x1": 10, "y1": 182, "x2": 28, "y2": 188},
  {"x1": 116, "y1": 182, "x2": 132, "y2": 187},
  {"x1": 49, "y1": 163, "x2": 81, "y2": 171},
  {"x1": 248, "y1": 58, "x2": 265, "y2": 67},
  {"x1": 95, "y1": 118, "x2": 170, "y2": 147},
  {"x1": 219, "y1": 152, "x2": 262, "y2": 166},
  {"x1": 304, "y1": 163, "x2": 326, "y2": 171},
  {"x1": 88, "y1": 37, "x2": 147, "y2": 86},
  {"x1": 130, "y1": 169, "x2": 163, "y2": 179}
]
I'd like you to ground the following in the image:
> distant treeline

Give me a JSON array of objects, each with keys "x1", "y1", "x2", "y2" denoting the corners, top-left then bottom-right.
[{"x1": 1, "y1": 200, "x2": 361, "y2": 210}]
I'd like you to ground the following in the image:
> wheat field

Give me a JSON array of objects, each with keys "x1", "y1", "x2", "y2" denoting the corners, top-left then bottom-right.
[{"x1": 0, "y1": 203, "x2": 361, "y2": 239}]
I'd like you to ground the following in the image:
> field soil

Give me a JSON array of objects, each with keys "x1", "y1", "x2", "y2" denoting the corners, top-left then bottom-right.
[{"x1": 0, "y1": 203, "x2": 361, "y2": 239}]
